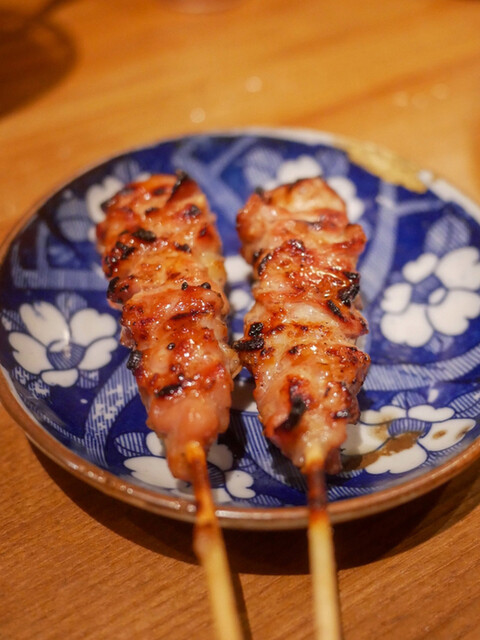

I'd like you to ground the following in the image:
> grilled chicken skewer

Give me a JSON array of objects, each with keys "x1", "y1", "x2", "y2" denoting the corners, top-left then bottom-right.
[
  {"x1": 235, "y1": 176, "x2": 370, "y2": 639},
  {"x1": 97, "y1": 171, "x2": 243, "y2": 640}
]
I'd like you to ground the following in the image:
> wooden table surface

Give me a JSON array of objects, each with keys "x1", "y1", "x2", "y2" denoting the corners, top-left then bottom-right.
[{"x1": 1, "y1": 1, "x2": 480, "y2": 638}]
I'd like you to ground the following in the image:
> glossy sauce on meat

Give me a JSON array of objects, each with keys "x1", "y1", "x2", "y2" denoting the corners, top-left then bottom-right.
[
  {"x1": 235, "y1": 177, "x2": 370, "y2": 473},
  {"x1": 97, "y1": 172, "x2": 240, "y2": 481}
]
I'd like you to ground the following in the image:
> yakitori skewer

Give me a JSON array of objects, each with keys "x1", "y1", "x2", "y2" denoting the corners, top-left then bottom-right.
[
  {"x1": 186, "y1": 441, "x2": 243, "y2": 640},
  {"x1": 97, "y1": 171, "x2": 243, "y2": 640},
  {"x1": 306, "y1": 444, "x2": 342, "y2": 639},
  {"x1": 234, "y1": 177, "x2": 370, "y2": 639}
]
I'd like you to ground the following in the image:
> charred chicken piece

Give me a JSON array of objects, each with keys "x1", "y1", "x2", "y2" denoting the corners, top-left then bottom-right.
[
  {"x1": 97, "y1": 172, "x2": 241, "y2": 481},
  {"x1": 235, "y1": 177, "x2": 370, "y2": 473}
]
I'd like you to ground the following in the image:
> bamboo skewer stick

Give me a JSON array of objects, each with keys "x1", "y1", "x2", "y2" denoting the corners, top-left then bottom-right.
[
  {"x1": 186, "y1": 441, "x2": 244, "y2": 640},
  {"x1": 305, "y1": 444, "x2": 342, "y2": 640}
]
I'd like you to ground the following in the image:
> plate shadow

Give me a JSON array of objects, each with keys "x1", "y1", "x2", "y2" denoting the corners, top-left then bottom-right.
[{"x1": 32, "y1": 445, "x2": 480, "y2": 576}]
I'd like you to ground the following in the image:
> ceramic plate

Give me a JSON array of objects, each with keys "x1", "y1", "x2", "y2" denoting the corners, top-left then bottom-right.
[{"x1": 1, "y1": 129, "x2": 480, "y2": 530}]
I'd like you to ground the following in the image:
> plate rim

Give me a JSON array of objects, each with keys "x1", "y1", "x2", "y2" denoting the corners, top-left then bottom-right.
[
  {"x1": 1, "y1": 126, "x2": 480, "y2": 530},
  {"x1": 3, "y1": 367, "x2": 480, "y2": 530}
]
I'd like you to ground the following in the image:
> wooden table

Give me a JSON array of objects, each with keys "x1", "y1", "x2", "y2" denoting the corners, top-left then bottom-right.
[{"x1": 1, "y1": 1, "x2": 480, "y2": 638}]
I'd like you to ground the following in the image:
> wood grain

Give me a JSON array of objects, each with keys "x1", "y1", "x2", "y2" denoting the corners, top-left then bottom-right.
[{"x1": 1, "y1": 1, "x2": 480, "y2": 638}]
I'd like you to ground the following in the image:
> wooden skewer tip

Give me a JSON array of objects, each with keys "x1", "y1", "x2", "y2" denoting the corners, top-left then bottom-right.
[
  {"x1": 306, "y1": 447, "x2": 343, "y2": 640},
  {"x1": 186, "y1": 442, "x2": 244, "y2": 640}
]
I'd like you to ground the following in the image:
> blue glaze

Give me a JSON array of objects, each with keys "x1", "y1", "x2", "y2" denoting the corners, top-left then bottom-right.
[{"x1": 1, "y1": 130, "x2": 479, "y2": 511}]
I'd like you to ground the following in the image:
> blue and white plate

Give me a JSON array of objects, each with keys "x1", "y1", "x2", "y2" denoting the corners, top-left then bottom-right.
[{"x1": 1, "y1": 129, "x2": 480, "y2": 529}]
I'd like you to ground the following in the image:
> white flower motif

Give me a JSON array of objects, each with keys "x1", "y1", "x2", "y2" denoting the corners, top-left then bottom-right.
[
  {"x1": 86, "y1": 176, "x2": 124, "y2": 225},
  {"x1": 326, "y1": 176, "x2": 365, "y2": 222},
  {"x1": 124, "y1": 432, "x2": 256, "y2": 502},
  {"x1": 224, "y1": 254, "x2": 252, "y2": 284},
  {"x1": 342, "y1": 403, "x2": 475, "y2": 474},
  {"x1": 229, "y1": 288, "x2": 253, "y2": 313},
  {"x1": 124, "y1": 433, "x2": 182, "y2": 489},
  {"x1": 86, "y1": 172, "x2": 152, "y2": 226},
  {"x1": 85, "y1": 172, "x2": 150, "y2": 242},
  {"x1": 265, "y1": 155, "x2": 322, "y2": 189},
  {"x1": 380, "y1": 247, "x2": 480, "y2": 347},
  {"x1": 263, "y1": 157, "x2": 364, "y2": 222},
  {"x1": 9, "y1": 302, "x2": 118, "y2": 387},
  {"x1": 224, "y1": 470, "x2": 256, "y2": 499}
]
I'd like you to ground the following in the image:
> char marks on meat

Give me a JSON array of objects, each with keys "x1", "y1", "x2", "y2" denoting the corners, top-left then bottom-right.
[
  {"x1": 235, "y1": 177, "x2": 370, "y2": 473},
  {"x1": 97, "y1": 172, "x2": 240, "y2": 481}
]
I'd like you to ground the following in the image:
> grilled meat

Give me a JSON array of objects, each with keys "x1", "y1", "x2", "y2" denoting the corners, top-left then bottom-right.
[
  {"x1": 97, "y1": 172, "x2": 241, "y2": 481},
  {"x1": 235, "y1": 177, "x2": 370, "y2": 473}
]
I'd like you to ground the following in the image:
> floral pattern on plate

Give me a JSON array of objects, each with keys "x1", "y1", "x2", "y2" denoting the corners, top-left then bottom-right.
[
  {"x1": 1, "y1": 130, "x2": 480, "y2": 516},
  {"x1": 8, "y1": 298, "x2": 117, "y2": 388}
]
